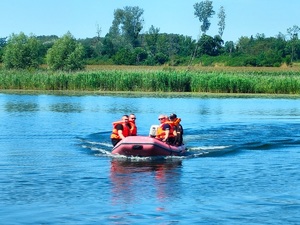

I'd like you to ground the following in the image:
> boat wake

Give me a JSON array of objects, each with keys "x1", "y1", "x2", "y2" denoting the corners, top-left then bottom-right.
[
  {"x1": 77, "y1": 130, "x2": 240, "y2": 160},
  {"x1": 77, "y1": 132, "x2": 113, "y2": 157},
  {"x1": 78, "y1": 136, "x2": 235, "y2": 161},
  {"x1": 184, "y1": 145, "x2": 234, "y2": 158}
]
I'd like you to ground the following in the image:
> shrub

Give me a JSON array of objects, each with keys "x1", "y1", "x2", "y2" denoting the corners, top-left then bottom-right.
[
  {"x1": 112, "y1": 48, "x2": 135, "y2": 65},
  {"x1": 3, "y1": 32, "x2": 43, "y2": 69},
  {"x1": 46, "y1": 32, "x2": 85, "y2": 71}
]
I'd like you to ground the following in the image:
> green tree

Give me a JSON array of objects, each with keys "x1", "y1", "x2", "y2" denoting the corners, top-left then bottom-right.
[
  {"x1": 79, "y1": 37, "x2": 98, "y2": 59},
  {"x1": 0, "y1": 37, "x2": 7, "y2": 63},
  {"x1": 46, "y1": 32, "x2": 85, "y2": 71},
  {"x1": 236, "y1": 36, "x2": 253, "y2": 54},
  {"x1": 197, "y1": 34, "x2": 222, "y2": 56},
  {"x1": 36, "y1": 35, "x2": 59, "y2": 62},
  {"x1": 233, "y1": 34, "x2": 286, "y2": 66},
  {"x1": 224, "y1": 41, "x2": 235, "y2": 55},
  {"x1": 112, "y1": 47, "x2": 147, "y2": 65},
  {"x1": 194, "y1": 0, "x2": 215, "y2": 34},
  {"x1": 191, "y1": 1, "x2": 215, "y2": 66},
  {"x1": 213, "y1": 35, "x2": 224, "y2": 54},
  {"x1": 287, "y1": 25, "x2": 300, "y2": 63},
  {"x1": 3, "y1": 32, "x2": 43, "y2": 69},
  {"x1": 108, "y1": 6, "x2": 144, "y2": 49},
  {"x1": 95, "y1": 23, "x2": 102, "y2": 54},
  {"x1": 167, "y1": 34, "x2": 182, "y2": 64},
  {"x1": 144, "y1": 25, "x2": 160, "y2": 56},
  {"x1": 133, "y1": 47, "x2": 148, "y2": 64},
  {"x1": 0, "y1": 37, "x2": 6, "y2": 47},
  {"x1": 154, "y1": 52, "x2": 168, "y2": 65},
  {"x1": 176, "y1": 35, "x2": 195, "y2": 57},
  {"x1": 101, "y1": 36, "x2": 116, "y2": 58},
  {"x1": 113, "y1": 48, "x2": 135, "y2": 65},
  {"x1": 217, "y1": 6, "x2": 226, "y2": 37},
  {"x1": 155, "y1": 34, "x2": 170, "y2": 61}
]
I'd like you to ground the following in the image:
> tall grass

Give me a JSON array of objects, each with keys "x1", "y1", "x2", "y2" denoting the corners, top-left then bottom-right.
[{"x1": 1, "y1": 69, "x2": 300, "y2": 94}]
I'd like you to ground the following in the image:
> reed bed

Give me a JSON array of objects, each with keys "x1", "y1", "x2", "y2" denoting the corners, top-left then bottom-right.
[{"x1": 1, "y1": 69, "x2": 300, "y2": 94}]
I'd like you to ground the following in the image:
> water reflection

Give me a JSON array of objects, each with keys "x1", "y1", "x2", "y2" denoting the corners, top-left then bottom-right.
[
  {"x1": 110, "y1": 159, "x2": 182, "y2": 205},
  {"x1": 5, "y1": 102, "x2": 39, "y2": 112},
  {"x1": 49, "y1": 103, "x2": 83, "y2": 113}
]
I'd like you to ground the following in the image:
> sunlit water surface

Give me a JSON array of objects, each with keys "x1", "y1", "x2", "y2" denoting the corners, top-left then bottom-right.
[{"x1": 0, "y1": 93, "x2": 299, "y2": 224}]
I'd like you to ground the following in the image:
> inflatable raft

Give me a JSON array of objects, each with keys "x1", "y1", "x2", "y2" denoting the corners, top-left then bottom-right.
[{"x1": 111, "y1": 136, "x2": 187, "y2": 157}]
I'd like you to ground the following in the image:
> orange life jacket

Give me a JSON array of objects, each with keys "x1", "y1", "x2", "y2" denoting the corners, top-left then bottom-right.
[
  {"x1": 110, "y1": 121, "x2": 130, "y2": 140},
  {"x1": 166, "y1": 120, "x2": 178, "y2": 137},
  {"x1": 129, "y1": 120, "x2": 137, "y2": 136},
  {"x1": 173, "y1": 118, "x2": 181, "y2": 127},
  {"x1": 156, "y1": 122, "x2": 175, "y2": 139},
  {"x1": 172, "y1": 118, "x2": 183, "y2": 145}
]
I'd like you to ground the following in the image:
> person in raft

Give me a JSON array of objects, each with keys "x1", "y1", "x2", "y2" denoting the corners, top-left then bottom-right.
[
  {"x1": 111, "y1": 115, "x2": 131, "y2": 146},
  {"x1": 155, "y1": 114, "x2": 175, "y2": 145},
  {"x1": 169, "y1": 113, "x2": 183, "y2": 146},
  {"x1": 129, "y1": 113, "x2": 137, "y2": 136}
]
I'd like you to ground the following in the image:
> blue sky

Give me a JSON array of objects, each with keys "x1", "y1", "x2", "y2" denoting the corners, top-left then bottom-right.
[{"x1": 1, "y1": 0, "x2": 299, "y2": 42}]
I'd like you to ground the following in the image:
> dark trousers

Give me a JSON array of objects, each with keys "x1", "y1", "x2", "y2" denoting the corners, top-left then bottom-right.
[{"x1": 111, "y1": 139, "x2": 121, "y2": 147}]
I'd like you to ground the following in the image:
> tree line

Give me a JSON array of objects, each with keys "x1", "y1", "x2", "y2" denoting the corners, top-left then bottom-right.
[{"x1": 0, "y1": 1, "x2": 300, "y2": 71}]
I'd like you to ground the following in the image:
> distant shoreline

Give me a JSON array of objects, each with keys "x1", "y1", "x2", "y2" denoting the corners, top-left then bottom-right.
[{"x1": 1, "y1": 89, "x2": 299, "y2": 99}]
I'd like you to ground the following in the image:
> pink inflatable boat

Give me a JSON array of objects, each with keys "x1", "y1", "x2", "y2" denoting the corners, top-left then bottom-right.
[{"x1": 111, "y1": 136, "x2": 187, "y2": 157}]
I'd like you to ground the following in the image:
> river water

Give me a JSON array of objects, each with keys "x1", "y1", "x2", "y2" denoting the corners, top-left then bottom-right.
[{"x1": 0, "y1": 93, "x2": 299, "y2": 224}]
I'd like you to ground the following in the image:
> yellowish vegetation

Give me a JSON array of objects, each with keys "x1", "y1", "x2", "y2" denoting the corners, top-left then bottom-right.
[{"x1": 85, "y1": 64, "x2": 300, "y2": 73}]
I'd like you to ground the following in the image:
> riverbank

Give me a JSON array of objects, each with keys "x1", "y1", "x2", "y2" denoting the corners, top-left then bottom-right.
[
  {"x1": 1, "y1": 89, "x2": 300, "y2": 99},
  {"x1": 1, "y1": 66, "x2": 300, "y2": 95}
]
